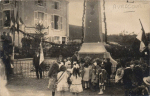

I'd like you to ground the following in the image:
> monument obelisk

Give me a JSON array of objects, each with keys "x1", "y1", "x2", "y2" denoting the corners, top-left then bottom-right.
[{"x1": 78, "y1": 0, "x2": 106, "y2": 59}]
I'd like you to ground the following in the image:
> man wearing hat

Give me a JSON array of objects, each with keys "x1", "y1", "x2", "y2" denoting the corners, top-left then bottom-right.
[
  {"x1": 33, "y1": 50, "x2": 42, "y2": 79},
  {"x1": 71, "y1": 51, "x2": 78, "y2": 68}
]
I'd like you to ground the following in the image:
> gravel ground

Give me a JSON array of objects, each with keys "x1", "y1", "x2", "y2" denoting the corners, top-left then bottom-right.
[{"x1": 6, "y1": 77, "x2": 125, "y2": 96}]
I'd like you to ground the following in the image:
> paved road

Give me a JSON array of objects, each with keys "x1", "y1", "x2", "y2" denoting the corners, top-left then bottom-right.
[{"x1": 6, "y1": 77, "x2": 125, "y2": 96}]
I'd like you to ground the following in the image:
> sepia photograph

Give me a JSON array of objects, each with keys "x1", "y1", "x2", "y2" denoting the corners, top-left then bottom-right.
[{"x1": 0, "y1": 0, "x2": 150, "y2": 96}]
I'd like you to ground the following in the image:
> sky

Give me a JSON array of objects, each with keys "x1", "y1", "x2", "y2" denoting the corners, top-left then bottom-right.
[{"x1": 69, "y1": 0, "x2": 150, "y2": 35}]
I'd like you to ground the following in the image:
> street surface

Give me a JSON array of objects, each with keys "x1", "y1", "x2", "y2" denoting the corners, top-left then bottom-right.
[{"x1": 6, "y1": 77, "x2": 124, "y2": 96}]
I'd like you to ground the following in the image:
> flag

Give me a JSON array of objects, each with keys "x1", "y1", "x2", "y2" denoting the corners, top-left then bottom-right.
[
  {"x1": 15, "y1": 9, "x2": 19, "y2": 30},
  {"x1": 136, "y1": 20, "x2": 148, "y2": 52},
  {"x1": 19, "y1": 17, "x2": 24, "y2": 25},
  {"x1": 39, "y1": 42, "x2": 44, "y2": 65}
]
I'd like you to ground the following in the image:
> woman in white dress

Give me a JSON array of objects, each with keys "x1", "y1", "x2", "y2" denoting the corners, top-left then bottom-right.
[{"x1": 57, "y1": 65, "x2": 69, "y2": 96}]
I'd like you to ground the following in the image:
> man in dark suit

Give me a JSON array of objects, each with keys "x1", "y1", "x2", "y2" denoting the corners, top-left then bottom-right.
[
  {"x1": 123, "y1": 62, "x2": 133, "y2": 96},
  {"x1": 33, "y1": 50, "x2": 42, "y2": 79},
  {"x1": 71, "y1": 51, "x2": 78, "y2": 68},
  {"x1": 105, "y1": 58, "x2": 112, "y2": 79}
]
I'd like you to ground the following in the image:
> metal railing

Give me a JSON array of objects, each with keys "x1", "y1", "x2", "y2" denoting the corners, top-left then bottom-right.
[{"x1": 13, "y1": 58, "x2": 56, "y2": 78}]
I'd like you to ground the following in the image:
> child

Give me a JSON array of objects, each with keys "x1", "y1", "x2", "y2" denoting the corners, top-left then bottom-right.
[
  {"x1": 91, "y1": 59, "x2": 101, "y2": 92},
  {"x1": 57, "y1": 65, "x2": 69, "y2": 96},
  {"x1": 98, "y1": 63, "x2": 107, "y2": 94},
  {"x1": 59, "y1": 62, "x2": 64, "y2": 69},
  {"x1": 70, "y1": 67, "x2": 83, "y2": 96},
  {"x1": 65, "y1": 57, "x2": 72, "y2": 70},
  {"x1": 48, "y1": 62, "x2": 59, "y2": 96},
  {"x1": 115, "y1": 64, "x2": 124, "y2": 84},
  {"x1": 83, "y1": 63, "x2": 90, "y2": 89}
]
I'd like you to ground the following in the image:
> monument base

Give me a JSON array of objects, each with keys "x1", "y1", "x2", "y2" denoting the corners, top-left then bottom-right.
[
  {"x1": 78, "y1": 42, "x2": 117, "y2": 73},
  {"x1": 78, "y1": 42, "x2": 106, "y2": 59}
]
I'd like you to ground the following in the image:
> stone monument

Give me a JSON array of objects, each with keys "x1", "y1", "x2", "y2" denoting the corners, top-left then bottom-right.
[{"x1": 78, "y1": 0, "x2": 106, "y2": 59}]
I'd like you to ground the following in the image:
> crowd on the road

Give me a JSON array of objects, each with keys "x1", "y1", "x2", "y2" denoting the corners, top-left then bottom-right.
[{"x1": 33, "y1": 51, "x2": 149, "y2": 96}]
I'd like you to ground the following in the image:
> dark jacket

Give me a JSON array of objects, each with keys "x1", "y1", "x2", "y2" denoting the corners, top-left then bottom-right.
[
  {"x1": 33, "y1": 54, "x2": 40, "y2": 67},
  {"x1": 133, "y1": 65, "x2": 143, "y2": 86},
  {"x1": 71, "y1": 54, "x2": 78, "y2": 68},
  {"x1": 105, "y1": 61, "x2": 112, "y2": 75},
  {"x1": 123, "y1": 67, "x2": 133, "y2": 89}
]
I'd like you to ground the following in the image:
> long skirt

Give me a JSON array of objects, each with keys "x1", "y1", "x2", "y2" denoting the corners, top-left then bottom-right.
[{"x1": 48, "y1": 78, "x2": 57, "y2": 92}]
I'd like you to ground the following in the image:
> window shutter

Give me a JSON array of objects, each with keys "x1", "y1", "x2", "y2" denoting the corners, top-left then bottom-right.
[
  {"x1": 0, "y1": 12, "x2": 2, "y2": 19},
  {"x1": 44, "y1": 0, "x2": 46, "y2": 6},
  {"x1": 52, "y1": 37, "x2": 54, "y2": 42},
  {"x1": 9, "y1": 0, "x2": 13, "y2": 4},
  {"x1": 34, "y1": 11, "x2": 38, "y2": 26},
  {"x1": 59, "y1": 2, "x2": 61, "y2": 10},
  {"x1": 44, "y1": 13, "x2": 47, "y2": 28},
  {"x1": 51, "y1": 15, "x2": 54, "y2": 29},
  {"x1": 60, "y1": 17, "x2": 62, "y2": 29},
  {"x1": 35, "y1": 1, "x2": 38, "y2": 5},
  {"x1": 0, "y1": 12, "x2": 2, "y2": 26},
  {"x1": 51, "y1": 1, "x2": 54, "y2": 9},
  {"x1": 49, "y1": 37, "x2": 51, "y2": 42},
  {"x1": 58, "y1": 16, "x2": 60, "y2": 29}
]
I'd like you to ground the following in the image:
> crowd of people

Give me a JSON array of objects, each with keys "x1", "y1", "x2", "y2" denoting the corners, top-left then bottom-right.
[{"x1": 46, "y1": 51, "x2": 150, "y2": 96}]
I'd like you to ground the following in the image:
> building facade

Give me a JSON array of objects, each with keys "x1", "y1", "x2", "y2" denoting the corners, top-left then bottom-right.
[{"x1": 0, "y1": 0, "x2": 69, "y2": 47}]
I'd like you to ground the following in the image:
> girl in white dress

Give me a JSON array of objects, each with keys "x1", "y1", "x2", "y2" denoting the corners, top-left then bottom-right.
[
  {"x1": 70, "y1": 67, "x2": 83, "y2": 96},
  {"x1": 83, "y1": 63, "x2": 90, "y2": 89},
  {"x1": 57, "y1": 65, "x2": 69, "y2": 96}
]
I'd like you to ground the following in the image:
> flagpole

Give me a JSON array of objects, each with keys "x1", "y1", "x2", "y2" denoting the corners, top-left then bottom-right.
[
  {"x1": 12, "y1": 0, "x2": 17, "y2": 60},
  {"x1": 18, "y1": 1, "x2": 19, "y2": 47}
]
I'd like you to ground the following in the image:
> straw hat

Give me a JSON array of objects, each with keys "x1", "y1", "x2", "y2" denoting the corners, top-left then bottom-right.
[{"x1": 143, "y1": 76, "x2": 150, "y2": 86}]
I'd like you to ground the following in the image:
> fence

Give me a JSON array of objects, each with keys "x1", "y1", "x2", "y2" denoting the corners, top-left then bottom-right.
[{"x1": 13, "y1": 58, "x2": 57, "y2": 78}]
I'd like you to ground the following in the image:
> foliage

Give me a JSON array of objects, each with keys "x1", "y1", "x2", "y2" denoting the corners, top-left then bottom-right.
[{"x1": 105, "y1": 42, "x2": 140, "y2": 59}]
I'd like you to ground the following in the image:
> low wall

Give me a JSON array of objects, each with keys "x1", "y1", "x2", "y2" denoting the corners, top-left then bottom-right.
[{"x1": 13, "y1": 58, "x2": 57, "y2": 78}]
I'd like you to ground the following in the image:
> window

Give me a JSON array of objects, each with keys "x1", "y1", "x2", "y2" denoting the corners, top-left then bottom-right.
[
  {"x1": 3, "y1": 10, "x2": 10, "y2": 27},
  {"x1": 38, "y1": 12, "x2": 44, "y2": 23},
  {"x1": 54, "y1": 15, "x2": 58, "y2": 29},
  {"x1": 37, "y1": 0, "x2": 44, "y2": 6},
  {"x1": 52, "y1": 1, "x2": 61, "y2": 10},
  {"x1": 62, "y1": 37, "x2": 66, "y2": 44},
  {"x1": 54, "y1": 36, "x2": 60, "y2": 44},
  {"x1": 0, "y1": 12, "x2": 2, "y2": 27},
  {"x1": 35, "y1": 0, "x2": 46, "y2": 6},
  {"x1": 51, "y1": 15, "x2": 62, "y2": 30},
  {"x1": 34, "y1": 12, "x2": 47, "y2": 27},
  {"x1": 3, "y1": 0, "x2": 9, "y2": 4},
  {"x1": 44, "y1": 13, "x2": 47, "y2": 27}
]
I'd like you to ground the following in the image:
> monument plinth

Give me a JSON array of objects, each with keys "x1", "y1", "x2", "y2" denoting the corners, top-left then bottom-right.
[{"x1": 78, "y1": 0, "x2": 106, "y2": 59}]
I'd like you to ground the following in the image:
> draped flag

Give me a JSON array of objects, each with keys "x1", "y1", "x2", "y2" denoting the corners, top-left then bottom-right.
[
  {"x1": 39, "y1": 42, "x2": 44, "y2": 65},
  {"x1": 136, "y1": 19, "x2": 148, "y2": 52}
]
